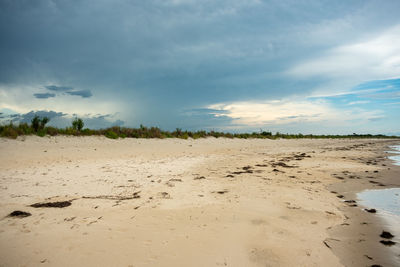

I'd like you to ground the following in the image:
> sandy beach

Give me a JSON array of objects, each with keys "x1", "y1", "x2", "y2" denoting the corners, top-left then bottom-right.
[{"x1": 0, "y1": 136, "x2": 399, "y2": 267}]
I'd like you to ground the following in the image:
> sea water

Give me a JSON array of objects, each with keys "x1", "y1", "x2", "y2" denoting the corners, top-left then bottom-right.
[
  {"x1": 357, "y1": 188, "x2": 400, "y2": 255},
  {"x1": 358, "y1": 188, "x2": 400, "y2": 216},
  {"x1": 358, "y1": 145, "x2": 400, "y2": 216}
]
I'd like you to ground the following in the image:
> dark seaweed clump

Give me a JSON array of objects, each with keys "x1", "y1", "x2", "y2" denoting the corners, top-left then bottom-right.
[
  {"x1": 31, "y1": 201, "x2": 71, "y2": 208},
  {"x1": 8, "y1": 210, "x2": 31, "y2": 218},
  {"x1": 380, "y1": 231, "x2": 394, "y2": 239}
]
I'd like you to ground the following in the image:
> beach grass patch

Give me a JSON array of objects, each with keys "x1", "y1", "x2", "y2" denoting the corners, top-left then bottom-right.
[{"x1": 105, "y1": 130, "x2": 118, "y2": 139}]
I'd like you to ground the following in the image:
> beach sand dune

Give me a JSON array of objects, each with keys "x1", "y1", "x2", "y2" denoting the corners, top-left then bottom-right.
[{"x1": 0, "y1": 136, "x2": 398, "y2": 266}]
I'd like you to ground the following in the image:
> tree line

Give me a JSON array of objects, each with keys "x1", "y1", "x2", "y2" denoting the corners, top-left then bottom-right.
[{"x1": 0, "y1": 116, "x2": 398, "y2": 139}]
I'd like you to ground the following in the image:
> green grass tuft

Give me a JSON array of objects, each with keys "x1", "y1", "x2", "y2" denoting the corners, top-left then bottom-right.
[{"x1": 105, "y1": 130, "x2": 119, "y2": 139}]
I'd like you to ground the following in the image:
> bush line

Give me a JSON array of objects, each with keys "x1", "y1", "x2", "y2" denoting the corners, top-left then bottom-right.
[{"x1": 1, "y1": 122, "x2": 398, "y2": 140}]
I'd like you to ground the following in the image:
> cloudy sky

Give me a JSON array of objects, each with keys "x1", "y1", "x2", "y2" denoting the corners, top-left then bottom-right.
[{"x1": 0, "y1": 0, "x2": 399, "y2": 134}]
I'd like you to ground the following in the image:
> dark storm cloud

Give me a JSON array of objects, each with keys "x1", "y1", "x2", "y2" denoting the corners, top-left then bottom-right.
[
  {"x1": 83, "y1": 117, "x2": 124, "y2": 129},
  {"x1": 2, "y1": 0, "x2": 398, "y2": 100},
  {"x1": 178, "y1": 108, "x2": 233, "y2": 131},
  {"x1": 37, "y1": 85, "x2": 92, "y2": 99},
  {"x1": 45, "y1": 85, "x2": 73, "y2": 92},
  {"x1": 16, "y1": 110, "x2": 67, "y2": 123},
  {"x1": 1, "y1": 110, "x2": 67, "y2": 125},
  {"x1": 0, "y1": 0, "x2": 400, "y2": 131},
  {"x1": 65, "y1": 90, "x2": 92, "y2": 98},
  {"x1": 1, "y1": 110, "x2": 124, "y2": 129},
  {"x1": 33, "y1": 92, "x2": 56, "y2": 99}
]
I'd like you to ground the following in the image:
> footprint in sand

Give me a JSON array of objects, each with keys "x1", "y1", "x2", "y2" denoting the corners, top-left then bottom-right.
[{"x1": 158, "y1": 192, "x2": 171, "y2": 199}]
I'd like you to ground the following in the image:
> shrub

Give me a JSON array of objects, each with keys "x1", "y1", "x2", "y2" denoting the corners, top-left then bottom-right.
[
  {"x1": 225, "y1": 133, "x2": 234, "y2": 138},
  {"x1": 36, "y1": 129, "x2": 46, "y2": 137},
  {"x1": 31, "y1": 116, "x2": 40, "y2": 132},
  {"x1": 40, "y1": 117, "x2": 49, "y2": 129},
  {"x1": 72, "y1": 118, "x2": 84, "y2": 131},
  {"x1": 180, "y1": 132, "x2": 189, "y2": 139},
  {"x1": 18, "y1": 123, "x2": 32, "y2": 135},
  {"x1": 81, "y1": 128, "x2": 94, "y2": 135},
  {"x1": 0, "y1": 124, "x2": 18, "y2": 139},
  {"x1": 31, "y1": 116, "x2": 49, "y2": 132},
  {"x1": 261, "y1": 131, "x2": 272, "y2": 137},
  {"x1": 63, "y1": 127, "x2": 75, "y2": 135},
  {"x1": 46, "y1": 126, "x2": 58, "y2": 136},
  {"x1": 174, "y1": 128, "x2": 182, "y2": 137},
  {"x1": 105, "y1": 130, "x2": 118, "y2": 139}
]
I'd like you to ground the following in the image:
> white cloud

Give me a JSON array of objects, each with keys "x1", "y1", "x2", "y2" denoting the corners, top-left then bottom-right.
[
  {"x1": 207, "y1": 98, "x2": 383, "y2": 127},
  {"x1": 288, "y1": 25, "x2": 400, "y2": 81},
  {"x1": 347, "y1": 100, "x2": 370, "y2": 105}
]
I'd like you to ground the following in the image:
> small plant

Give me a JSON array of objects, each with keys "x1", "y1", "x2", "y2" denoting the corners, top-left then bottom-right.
[
  {"x1": 36, "y1": 129, "x2": 46, "y2": 137},
  {"x1": 46, "y1": 126, "x2": 58, "y2": 136},
  {"x1": 261, "y1": 131, "x2": 272, "y2": 137},
  {"x1": 0, "y1": 123, "x2": 18, "y2": 139},
  {"x1": 105, "y1": 130, "x2": 118, "y2": 139},
  {"x1": 40, "y1": 117, "x2": 49, "y2": 129},
  {"x1": 179, "y1": 132, "x2": 189, "y2": 139},
  {"x1": 18, "y1": 123, "x2": 32, "y2": 135},
  {"x1": 72, "y1": 117, "x2": 84, "y2": 131},
  {"x1": 31, "y1": 115, "x2": 50, "y2": 132},
  {"x1": 81, "y1": 128, "x2": 93, "y2": 135},
  {"x1": 31, "y1": 116, "x2": 40, "y2": 132},
  {"x1": 173, "y1": 128, "x2": 182, "y2": 137}
]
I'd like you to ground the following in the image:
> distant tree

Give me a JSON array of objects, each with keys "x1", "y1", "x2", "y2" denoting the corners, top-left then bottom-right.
[
  {"x1": 72, "y1": 117, "x2": 84, "y2": 131},
  {"x1": 260, "y1": 129, "x2": 272, "y2": 136},
  {"x1": 175, "y1": 128, "x2": 182, "y2": 136},
  {"x1": 31, "y1": 116, "x2": 49, "y2": 132},
  {"x1": 40, "y1": 117, "x2": 49, "y2": 129},
  {"x1": 31, "y1": 116, "x2": 40, "y2": 132}
]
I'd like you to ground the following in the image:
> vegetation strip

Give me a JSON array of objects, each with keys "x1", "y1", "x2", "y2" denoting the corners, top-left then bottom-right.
[{"x1": 2, "y1": 115, "x2": 399, "y2": 139}]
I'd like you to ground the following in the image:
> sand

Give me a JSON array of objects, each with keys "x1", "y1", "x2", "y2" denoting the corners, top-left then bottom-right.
[{"x1": 0, "y1": 136, "x2": 399, "y2": 267}]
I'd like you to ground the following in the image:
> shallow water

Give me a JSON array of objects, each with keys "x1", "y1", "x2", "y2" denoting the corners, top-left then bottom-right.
[
  {"x1": 389, "y1": 145, "x2": 400, "y2": 152},
  {"x1": 357, "y1": 188, "x2": 400, "y2": 252},
  {"x1": 388, "y1": 155, "x2": 400, "y2": 166},
  {"x1": 388, "y1": 145, "x2": 400, "y2": 166},
  {"x1": 358, "y1": 188, "x2": 400, "y2": 216},
  {"x1": 356, "y1": 144, "x2": 400, "y2": 258}
]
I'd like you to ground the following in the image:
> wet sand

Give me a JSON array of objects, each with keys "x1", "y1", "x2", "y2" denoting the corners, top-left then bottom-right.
[
  {"x1": 0, "y1": 136, "x2": 399, "y2": 266},
  {"x1": 327, "y1": 147, "x2": 400, "y2": 266}
]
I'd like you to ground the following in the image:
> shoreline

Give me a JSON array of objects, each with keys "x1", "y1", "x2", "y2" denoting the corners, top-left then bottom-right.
[
  {"x1": 0, "y1": 137, "x2": 399, "y2": 266},
  {"x1": 327, "y1": 141, "x2": 400, "y2": 266}
]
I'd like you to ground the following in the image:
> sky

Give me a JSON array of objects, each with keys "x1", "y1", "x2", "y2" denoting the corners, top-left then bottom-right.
[{"x1": 0, "y1": 0, "x2": 399, "y2": 135}]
